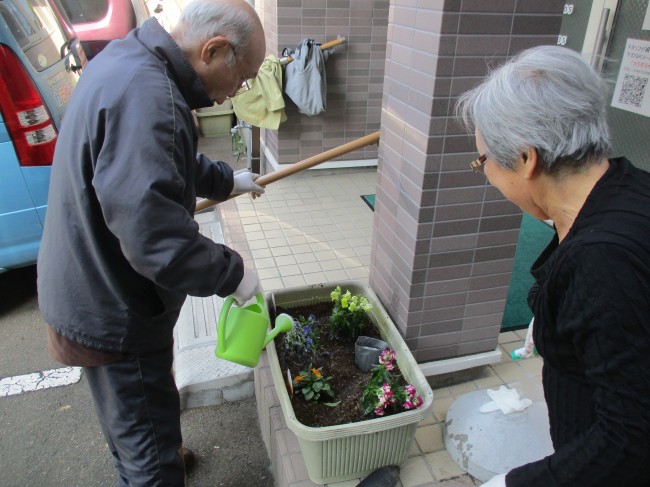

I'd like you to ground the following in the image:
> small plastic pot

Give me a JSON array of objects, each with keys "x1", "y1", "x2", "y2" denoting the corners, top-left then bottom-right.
[{"x1": 355, "y1": 336, "x2": 388, "y2": 372}]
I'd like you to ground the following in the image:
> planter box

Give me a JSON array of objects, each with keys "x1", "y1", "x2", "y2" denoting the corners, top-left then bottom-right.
[
  {"x1": 198, "y1": 99, "x2": 233, "y2": 112},
  {"x1": 264, "y1": 281, "x2": 434, "y2": 484},
  {"x1": 195, "y1": 100, "x2": 233, "y2": 137}
]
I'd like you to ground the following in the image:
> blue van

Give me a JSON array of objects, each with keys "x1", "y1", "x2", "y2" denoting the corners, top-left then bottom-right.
[{"x1": 0, "y1": 0, "x2": 86, "y2": 273}]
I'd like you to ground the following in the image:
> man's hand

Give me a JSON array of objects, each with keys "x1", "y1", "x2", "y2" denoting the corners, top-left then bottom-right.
[
  {"x1": 232, "y1": 168, "x2": 265, "y2": 199},
  {"x1": 231, "y1": 268, "x2": 260, "y2": 306}
]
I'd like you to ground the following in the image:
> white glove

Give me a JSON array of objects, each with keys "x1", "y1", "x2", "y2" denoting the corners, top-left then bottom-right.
[
  {"x1": 231, "y1": 267, "x2": 260, "y2": 306},
  {"x1": 480, "y1": 473, "x2": 507, "y2": 487},
  {"x1": 232, "y1": 168, "x2": 265, "y2": 199},
  {"x1": 479, "y1": 386, "x2": 532, "y2": 415}
]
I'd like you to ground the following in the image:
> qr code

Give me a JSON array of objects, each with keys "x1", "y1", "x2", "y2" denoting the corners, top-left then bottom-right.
[{"x1": 618, "y1": 74, "x2": 648, "y2": 107}]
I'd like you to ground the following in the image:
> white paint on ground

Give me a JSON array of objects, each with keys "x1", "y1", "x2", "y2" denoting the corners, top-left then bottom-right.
[{"x1": 0, "y1": 366, "x2": 83, "y2": 397}]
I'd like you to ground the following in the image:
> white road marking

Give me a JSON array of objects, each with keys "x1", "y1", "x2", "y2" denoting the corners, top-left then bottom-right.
[{"x1": 0, "y1": 366, "x2": 82, "y2": 397}]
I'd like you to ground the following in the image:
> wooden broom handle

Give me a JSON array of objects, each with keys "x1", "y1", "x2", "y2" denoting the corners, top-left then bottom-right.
[
  {"x1": 279, "y1": 37, "x2": 346, "y2": 65},
  {"x1": 195, "y1": 130, "x2": 380, "y2": 212}
]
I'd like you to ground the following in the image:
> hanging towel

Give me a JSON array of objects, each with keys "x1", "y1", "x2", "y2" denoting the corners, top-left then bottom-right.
[
  {"x1": 283, "y1": 39, "x2": 330, "y2": 116},
  {"x1": 232, "y1": 55, "x2": 287, "y2": 129}
]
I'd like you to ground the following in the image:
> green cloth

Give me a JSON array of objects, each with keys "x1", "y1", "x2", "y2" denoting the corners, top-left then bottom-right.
[
  {"x1": 232, "y1": 55, "x2": 287, "y2": 129},
  {"x1": 501, "y1": 214, "x2": 554, "y2": 330}
]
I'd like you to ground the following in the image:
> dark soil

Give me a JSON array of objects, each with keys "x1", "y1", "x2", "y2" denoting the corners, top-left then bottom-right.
[{"x1": 272, "y1": 301, "x2": 383, "y2": 428}]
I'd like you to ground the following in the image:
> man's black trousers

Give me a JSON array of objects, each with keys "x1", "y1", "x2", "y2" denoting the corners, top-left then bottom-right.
[{"x1": 84, "y1": 347, "x2": 185, "y2": 486}]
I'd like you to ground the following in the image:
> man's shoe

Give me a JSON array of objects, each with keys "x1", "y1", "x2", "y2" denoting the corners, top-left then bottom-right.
[{"x1": 179, "y1": 446, "x2": 196, "y2": 472}]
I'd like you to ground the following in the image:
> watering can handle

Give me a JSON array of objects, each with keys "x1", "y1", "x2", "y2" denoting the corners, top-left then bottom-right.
[
  {"x1": 217, "y1": 295, "x2": 235, "y2": 354},
  {"x1": 217, "y1": 293, "x2": 266, "y2": 353},
  {"x1": 255, "y1": 292, "x2": 265, "y2": 309}
]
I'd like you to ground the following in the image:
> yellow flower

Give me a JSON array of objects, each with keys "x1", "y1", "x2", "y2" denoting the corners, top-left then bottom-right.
[
  {"x1": 331, "y1": 286, "x2": 341, "y2": 302},
  {"x1": 311, "y1": 368, "x2": 322, "y2": 378},
  {"x1": 294, "y1": 375, "x2": 303, "y2": 383}
]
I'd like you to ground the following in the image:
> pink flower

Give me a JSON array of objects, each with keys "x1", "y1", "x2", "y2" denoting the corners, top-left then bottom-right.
[
  {"x1": 403, "y1": 394, "x2": 423, "y2": 411},
  {"x1": 379, "y1": 349, "x2": 396, "y2": 370},
  {"x1": 374, "y1": 407, "x2": 385, "y2": 416},
  {"x1": 405, "y1": 384, "x2": 416, "y2": 398},
  {"x1": 377, "y1": 394, "x2": 388, "y2": 408}
]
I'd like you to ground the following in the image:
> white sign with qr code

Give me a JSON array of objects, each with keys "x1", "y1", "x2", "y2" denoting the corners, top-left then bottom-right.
[{"x1": 611, "y1": 38, "x2": 650, "y2": 117}]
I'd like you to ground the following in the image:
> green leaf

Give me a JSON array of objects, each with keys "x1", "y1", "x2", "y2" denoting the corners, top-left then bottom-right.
[
  {"x1": 323, "y1": 401, "x2": 341, "y2": 407},
  {"x1": 313, "y1": 382, "x2": 323, "y2": 392},
  {"x1": 305, "y1": 390, "x2": 314, "y2": 401},
  {"x1": 363, "y1": 405, "x2": 375, "y2": 415}
]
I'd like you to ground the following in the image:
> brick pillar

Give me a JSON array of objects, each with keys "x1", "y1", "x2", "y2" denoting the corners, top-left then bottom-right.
[{"x1": 370, "y1": 0, "x2": 563, "y2": 362}]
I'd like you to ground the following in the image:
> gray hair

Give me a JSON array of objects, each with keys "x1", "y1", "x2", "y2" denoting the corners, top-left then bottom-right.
[
  {"x1": 456, "y1": 45, "x2": 611, "y2": 174},
  {"x1": 172, "y1": 0, "x2": 256, "y2": 66}
]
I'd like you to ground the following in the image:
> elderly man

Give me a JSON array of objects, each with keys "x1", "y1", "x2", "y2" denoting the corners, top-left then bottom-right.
[{"x1": 37, "y1": 0, "x2": 266, "y2": 484}]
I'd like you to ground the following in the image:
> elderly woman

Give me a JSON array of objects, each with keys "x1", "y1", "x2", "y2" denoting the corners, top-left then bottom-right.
[{"x1": 457, "y1": 45, "x2": 650, "y2": 486}]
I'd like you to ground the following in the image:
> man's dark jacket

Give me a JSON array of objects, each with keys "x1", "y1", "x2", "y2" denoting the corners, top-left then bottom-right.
[{"x1": 38, "y1": 19, "x2": 243, "y2": 353}]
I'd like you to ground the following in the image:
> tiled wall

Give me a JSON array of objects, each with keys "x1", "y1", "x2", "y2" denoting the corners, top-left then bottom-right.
[
  {"x1": 369, "y1": 0, "x2": 564, "y2": 362},
  {"x1": 256, "y1": 0, "x2": 388, "y2": 165}
]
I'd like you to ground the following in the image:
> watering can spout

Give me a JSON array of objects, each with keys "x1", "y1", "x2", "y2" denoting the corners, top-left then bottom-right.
[{"x1": 263, "y1": 313, "x2": 294, "y2": 347}]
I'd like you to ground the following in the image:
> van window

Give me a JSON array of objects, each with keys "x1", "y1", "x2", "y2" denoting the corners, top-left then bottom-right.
[
  {"x1": 57, "y1": 0, "x2": 106, "y2": 24},
  {"x1": 0, "y1": 0, "x2": 71, "y2": 72}
]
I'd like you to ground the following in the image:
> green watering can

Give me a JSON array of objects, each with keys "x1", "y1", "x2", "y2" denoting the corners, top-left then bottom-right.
[{"x1": 216, "y1": 292, "x2": 293, "y2": 368}]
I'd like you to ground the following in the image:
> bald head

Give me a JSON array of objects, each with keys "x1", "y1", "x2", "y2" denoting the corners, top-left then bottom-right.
[
  {"x1": 172, "y1": 0, "x2": 265, "y2": 62},
  {"x1": 171, "y1": 0, "x2": 266, "y2": 104}
]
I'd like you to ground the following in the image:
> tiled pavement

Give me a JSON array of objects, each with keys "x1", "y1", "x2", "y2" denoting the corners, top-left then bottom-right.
[{"x1": 177, "y1": 134, "x2": 544, "y2": 486}]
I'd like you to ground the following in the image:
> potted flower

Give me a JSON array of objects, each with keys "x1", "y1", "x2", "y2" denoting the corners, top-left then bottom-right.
[
  {"x1": 329, "y1": 286, "x2": 373, "y2": 339},
  {"x1": 292, "y1": 366, "x2": 339, "y2": 406},
  {"x1": 263, "y1": 281, "x2": 433, "y2": 484},
  {"x1": 361, "y1": 349, "x2": 424, "y2": 417}
]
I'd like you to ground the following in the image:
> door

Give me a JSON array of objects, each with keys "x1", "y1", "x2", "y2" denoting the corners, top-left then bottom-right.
[{"x1": 559, "y1": 0, "x2": 650, "y2": 171}]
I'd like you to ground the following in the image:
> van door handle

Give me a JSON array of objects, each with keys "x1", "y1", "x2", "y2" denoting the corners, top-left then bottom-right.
[{"x1": 60, "y1": 38, "x2": 83, "y2": 72}]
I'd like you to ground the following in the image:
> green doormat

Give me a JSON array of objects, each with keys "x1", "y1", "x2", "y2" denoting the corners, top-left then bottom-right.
[
  {"x1": 361, "y1": 194, "x2": 375, "y2": 211},
  {"x1": 501, "y1": 213, "x2": 555, "y2": 331}
]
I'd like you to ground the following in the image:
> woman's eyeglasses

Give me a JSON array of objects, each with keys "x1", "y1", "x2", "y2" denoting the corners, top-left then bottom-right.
[{"x1": 469, "y1": 154, "x2": 487, "y2": 174}]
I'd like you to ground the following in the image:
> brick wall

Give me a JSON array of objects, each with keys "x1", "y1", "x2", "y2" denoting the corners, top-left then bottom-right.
[
  {"x1": 369, "y1": 0, "x2": 563, "y2": 362},
  {"x1": 256, "y1": 0, "x2": 388, "y2": 166}
]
